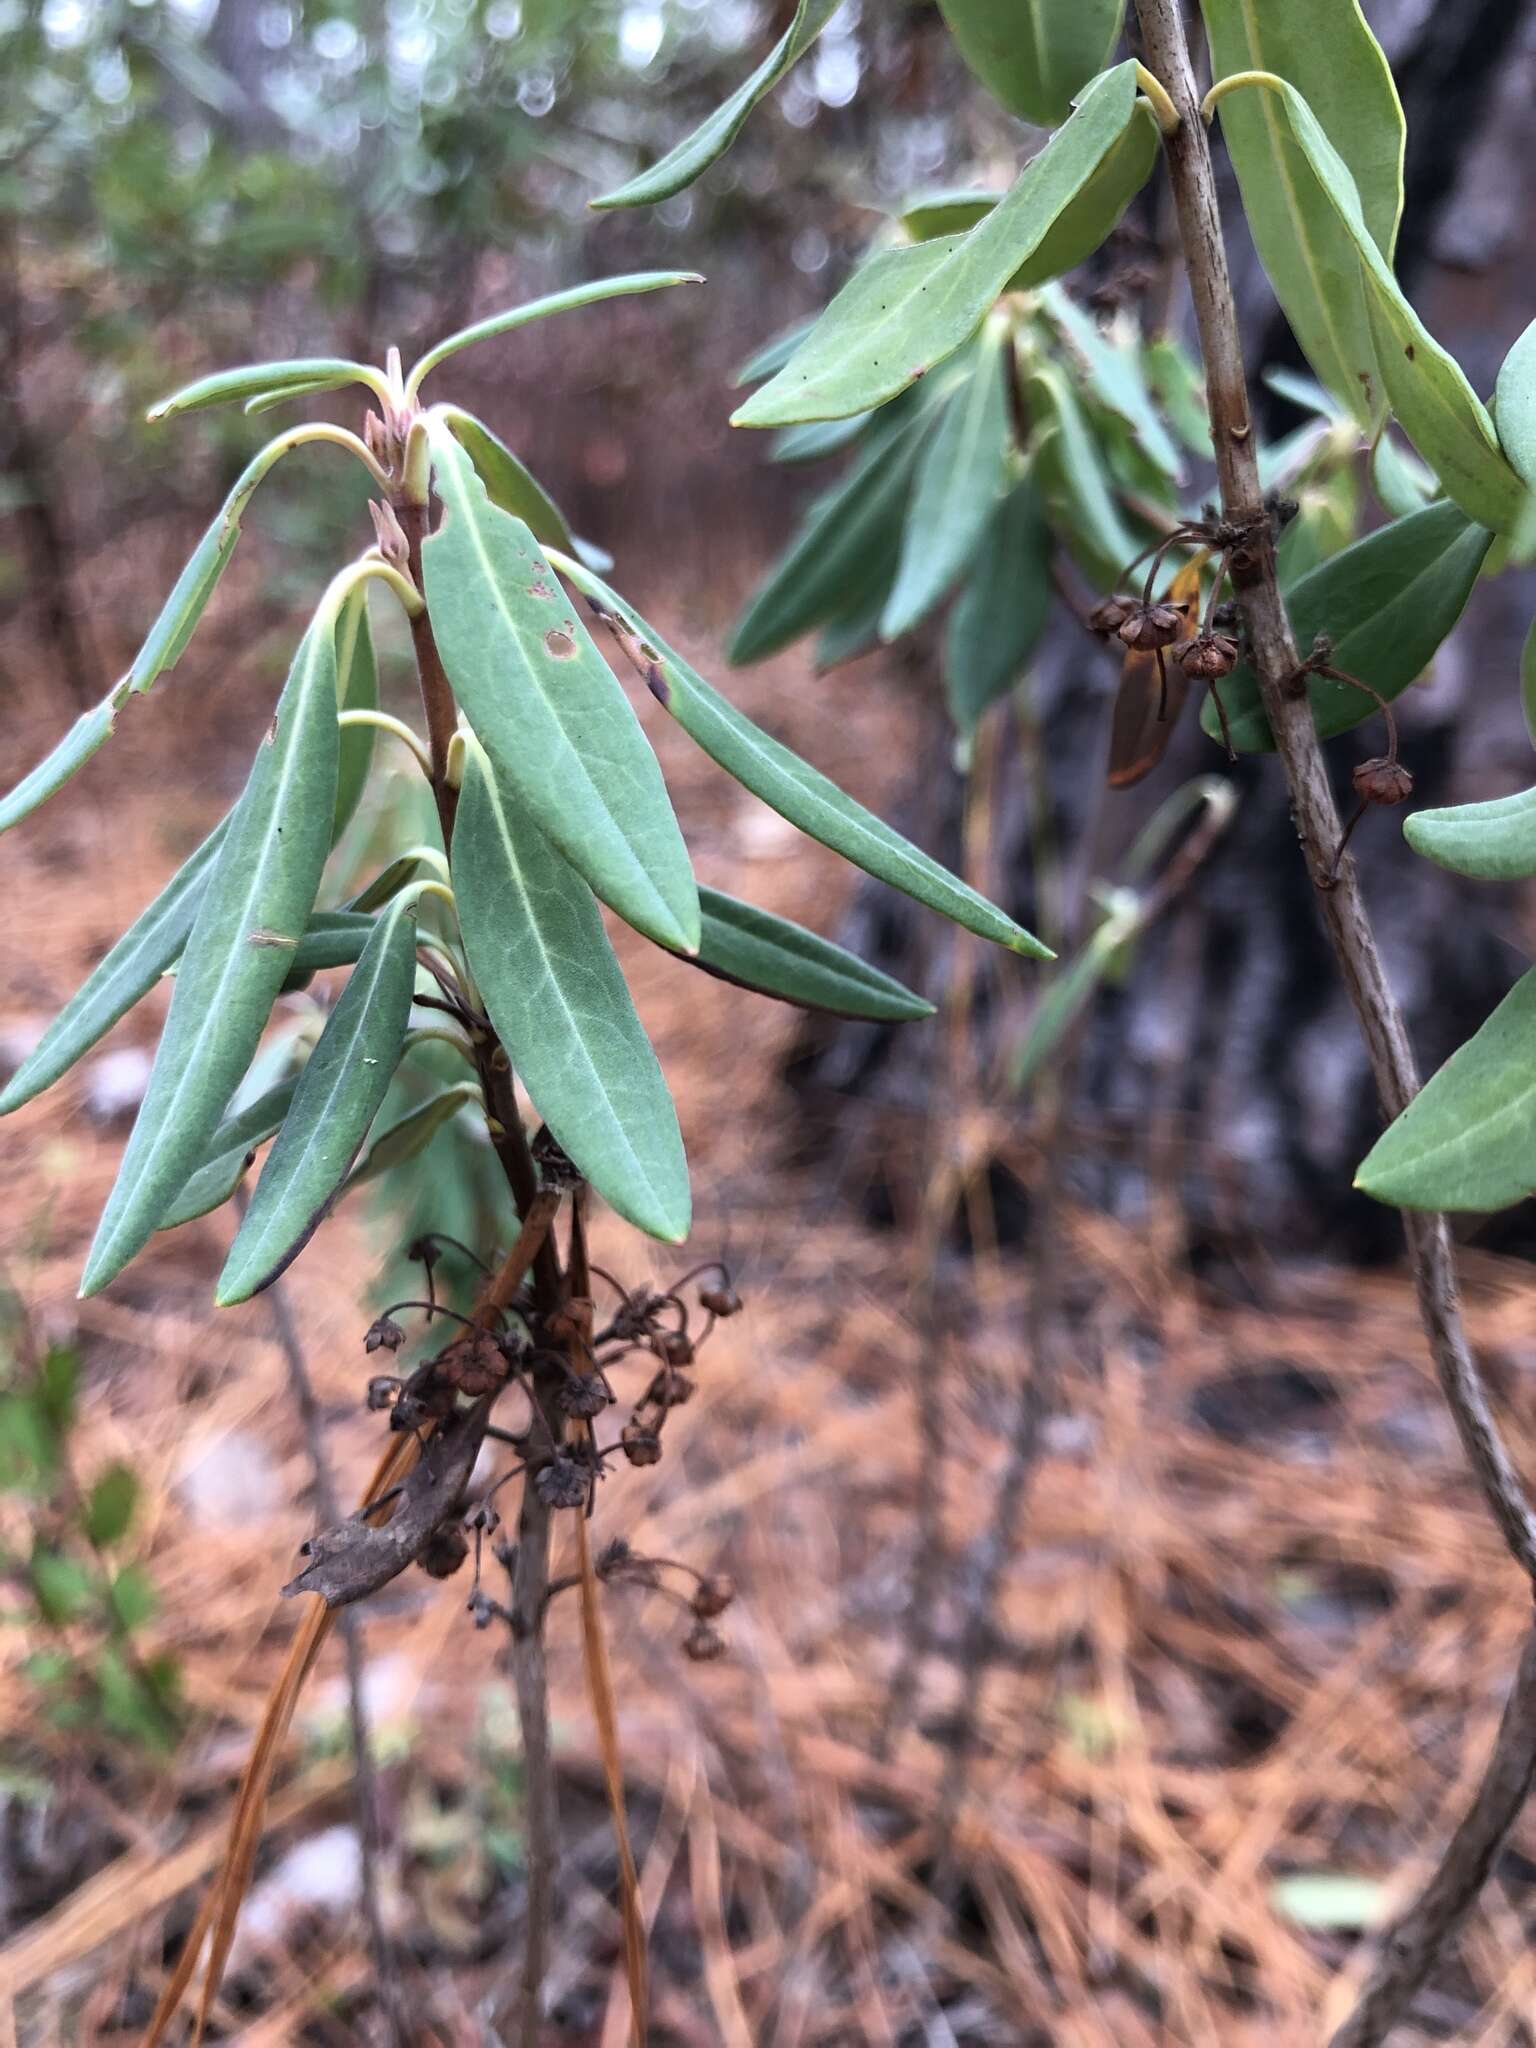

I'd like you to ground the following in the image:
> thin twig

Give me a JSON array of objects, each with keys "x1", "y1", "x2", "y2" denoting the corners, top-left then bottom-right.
[
  {"x1": 236, "y1": 1191, "x2": 404, "y2": 2046},
  {"x1": 1132, "y1": 1, "x2": 1536, "y2": 2031}
]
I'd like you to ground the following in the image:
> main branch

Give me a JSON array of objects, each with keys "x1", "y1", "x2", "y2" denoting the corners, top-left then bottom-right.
[{"x1": 1131, "y1": 0, "x2": 1536, "y2": 2034}]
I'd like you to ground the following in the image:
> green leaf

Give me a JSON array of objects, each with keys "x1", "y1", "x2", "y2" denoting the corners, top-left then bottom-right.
[
  {"x1": 735, "y1": 318, "x2": 817, "y2": 387},
  {"x1": 1027, "y1": 361, "x2": 1142, "y2": 584},
  {"x1": 279, "y1": 911, "x2": 378, "y2": 992},
  {"x1": 79, "y1": 591, "x2": 345, "y2": 1298},
  {"x1": 938, "y1": 0, "x2": 1126, "y2": 128},
  {"x1": 333, "y1": 592, "x2": 377, "y2": 842},
  {"x1": 422, "y1": 417, "x2": 699, "y2": 953},
  {"x1": 1143, "y1": 335, "x2": 1213, "y2": 457},
  {"x1": 680, "y1": 887, "x2": 934, "y2": 1021},
  {"x1": 554, "y1": 555, "x2": 1051, "y2": 958},
  {"x1": 1200, "y1": 0, "x2": 1402, "y2": 425},
  {"x1": 733, "y1": 65, "x2": 1142, "y2": 428},
  {"x1": 107, "y1": 1565, "x2": 158, "y2": 1632},
  {"x1": 30, "y1": 1551, "x2": 94, "y2": 1627},
  {"x1": 1207, "y1": 74, "x2": 1526, "y2": 529},
  {"x1": 347, "y1": 856, "x2": 433, "y2": 915},
  {"x1": 243, "y1": 376, "x2": 354, "y2": 417},
  {"x1": 771, "y1": 414, "x2": 874, "y2": 465},
  {"x1": 1275, "y1": 466, "x2": 1359, "y2": 581},
  {"x1": 0, "y1": 820, "x2": 228, "y2": 1115},
  {"x1": 730, "y1": 410, "x2": 929, "y2": 664},
  {"x1": 1356, "y1": 968, "x2": 1536, "y2": 1211},
  {"x1": 944, "y1": 482, "x2": 1052, "y2": 737},
  {"x1": 346, "y1": 1082, "x2": 482, "y2": 1190},
  {"x1": 1039, "y1": 286, "x2": 1182, "y2": 479},
  {"x1": 1370, "y1": 430, "x2": 1438, "y2": 520},
  {"x1": 591, "y1": 0, "x2": 841, "y2": 209},
  {"x1": 1271, "y1": 1873, "x2": 1387, "y2": 1932},
  {"x1": 1405, "y1": 787, "x2": 1536, "y2": 881},
  {"x1": 217, "y1": 895, "x2": 420, "y2": 1303},
  {"x1": 1011, "y1": 903, "x2": 1137, "y2": 1091},
  {"x1": 438, "y1": 405, "x2": 575, "y2": 553},
  {"x1": 408, "y1": 274, "x2": 702, "y2": 389},
  {"x1": 1494, "y1": 316, "x2": 1536, "y2": 495},
  {"x1": 157, "y1": 1078, "x2": 300, "y2": 1232},
  {"x1": 148, "y1": 358, "x2": 381, "y2": 422},
  {"x1": 1522, "y1": 614, "x2": 1536, "y2": 753},
  {"x1": 816, "y1": 580, "x2": 895, "y2": 671},
  {"x1": 899, "y1": 190, "x2": 1001, "y2": 241},
  {"x1": 881, "y1": 322, "x2": 1014, "y2": 639},
  {"x1": 84, "y1": 1464, "x2": 138, "y2": 1548},
  {"x1": 1200, "y1": 502, "x2": 1492, "y2": 751},
  {"x1": 453, "y1": 743, "x2": 690, "y2": 1243},
  {"x1": 0, "y1": 695, "x2": 120, "y2": 839}
]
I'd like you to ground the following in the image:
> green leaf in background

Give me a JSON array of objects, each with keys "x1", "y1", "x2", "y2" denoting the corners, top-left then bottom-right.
[
  {"x1": 816, "y1": 579, "x2": 895, "y2": 671},
  {"x1": 1405, "y1": 787, "x2": 1536, "y2": 881},
  {"x1": 453, "y1": 743, "x2": 690, "y2": 1243},
  {"x1": 1200, "y1": 0, "x2": 1402, "y2": 425},
  {"x1": 730, "y1": 412, "x2": 929, "y2": 664},
  {"x1": 734, "y1": 64, "x2": 1141, "y2": 428},
  {"x1": 332, "y1": 591, "x2": 378, "y2": 842},
  {"x1": 735, "y1": 318, "x2": 817, "y2": 387},
  {"x1": 1200, "y1": 502, "x2": 1492, "y2": 751},
  {"x1": 147, "y1": 357, "x2": 383, "y2": 422},
  {"x1": 938, "y1": 0, "x2": 1125, "y2": 128},
  {"x1": 439, "y1": 405, "x2": 576, "y2": 553},
  {"x1": 79, "y1": 591, "x2": 344, "y2": 1298},
  {"x1": 944, "y1": 482, "x2": 1053, "y2": 738},
  {"x1": 1027, "y1": 362, "x2": 1143, "y2": 585},
  {"x1": 1522, "y1": 615, "x2": 1536, "y2": 752},
  {"x1": 217, "y1": 894, "x2": 420, "y2": 1303},
  {"x1": 0, "y1": 819, "x2": 228, "y2": 1115},
  {"x1": 278, "y1": 911, "x2": 379, "y2": 991},
  {"x1": 1370, "y1": 430, "x2": 1438, "y2": 520},
  {"x1": 680, "y1": 887, "x2": 934, "y2": 1021},
  {"x1": 553, "y1": 555, "x2": 1051, "y2": 958},
  {"x1": 1356, "y1": 968, "x2": 1536, "y2": 1212},
  {"x1": 1494, "y1": 316, "x2": 1536, "y2": 496},
  {"x1": 1208, "y1": 75, "x2": 1525, "y2": 529},
  {"x1": 157, "y1": 1078, "x2": 300, "y2": 1232},
  {"x1": 407, "y1": 273, "x2": 702, "y2": 389},
  {"x1": 1039, "y1": 286, "x2": 1182, "y2": 479},
  {"x1": 1144, "y1": 335, "x2": 1213, "y2": 457},
  {"x1": 771, "y1": 414, "x2": 875, "y2": 465},
  {"x1": 30, "y1": 1551, "x2": 94, "y2": 1626},
  {"x1": 881, "y1": 322, "x2": 1013, "y2": 639},
  {"x1": 107, "y1": 1565, "x2": 157, "y2": 1632},
  {"x1": 1275, "y1": 466, "x2": 1360, "y2": 581},
  {"x1": 591, "y1": 0, "x2": 841, "y2": 210},
  {"x1": 347, "y1": 1082, "x2": 482, "y2": 1190},
  {"x1": 84, "y1": 1464, "x2": 139, "y2": 1548},
  {"x1": 422, "y1": 416, "x2": 699, "y2": 953}
]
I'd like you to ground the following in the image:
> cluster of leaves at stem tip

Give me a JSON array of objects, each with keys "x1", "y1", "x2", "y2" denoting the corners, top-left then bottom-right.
[
  {"x1": 617, "y1": 0, "x2": 1536, "y2": 1225},
  {"x1": 1, "y1": 274, "x2": 1045, "y2": 1313}
]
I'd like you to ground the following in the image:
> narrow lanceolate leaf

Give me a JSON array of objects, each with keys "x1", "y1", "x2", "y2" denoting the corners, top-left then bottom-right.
[
  {"x1": 279, "y1": 912, "x2": 378, "y2": 992},
  {"x1": 148, "y1": 358, "x2": 381, "y2": 422},
  {"x1": 422, "y1": 416, "x2": 699, "y2": 953},
  {"x1": 1405, "y1": 789, "x2": 1536, "y2": 881},
  {"x1": 554, "y1": 555, "x2": 1051, "y2": 958},
  {"x1": 407, "y1": 274, "x2": 702, "y2": 389},
  {"x1": 592, "y1": 0, "x2": 841, "y2": 210},
  {"x1": 1027, "y1": 362, "x2": 1142, "y2": 585},
  {"x1": 881, "y1": 324, "x2": 1013, "y2": 639},
  {"x1": 333, "y1": 592, "x2": 377, "y2": 842},
  {"x1": 347, "y1": 1082, "x2": 482, "y2": 1190},
  {"x1": 0, "y1": 820, "x2": 228, "y2": 1114},
  {"x1": 734, "y1": 64, "x2": 1141, "y2": 428},
  {"x1": 771, "y1": 414, "x2": 874, "y2": 465},
  {"x1": 2, "y1": 434, "x2": 314, "y2": 838},
  {"x1": 944, "y1": 482, "x2": 1052, "y2": 738},
  {"x1": 680, "y1": 887, "x2": 934, "y2": 1022},
  {"x1": 1201, "y1": 502, "x2": 1492, "y2": 752},
  {"x1": 1040, "y1": 286, "x2": 1182, "y2": 479},
  {"x1": 1201, "y1": 0, "x2": 1402, "y2": 425},
  {"x1": 1210, "y1": 77, "x2": 1526, "y2": 530},
  {"x1": 1356, "y1": 969, "x2": 1536, "y2": 1212},
  {"x1": 157, "y1": 1078, "x2": 299, "y2": 1233},
  {"x1": 79, "y1": 595, "x2": 344, "y2": 1298},
  {"x1": 939, "y1": 0, "x2": 1125, "y2": 128},
  {"x1": 453, "y1": 744, "x2": 690, "y2": 1243},
  {"x1": 438, "y1": 405, "x2": 575, "y2": 553},
  {"x1": 218, "y1": 896, "x2": 419, "y2": 1302},
  {"x1": 735, "y1": 318, "x2": 816, "y2": 387},
  {"x1": 730, "y1": 412, "x2": 928, "y2": 665}
]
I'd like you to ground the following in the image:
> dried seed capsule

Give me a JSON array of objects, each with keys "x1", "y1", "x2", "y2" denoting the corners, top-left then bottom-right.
[
  {"x1": 698, "y1": 1284, "x2": 742, "y2": 1318},
  {"x1": 546, "y1": 1295, "x2": 595, "y2": 1345},
  {"x1": 1177, "y1": 632, "x2": 1239, "y2": 681},
  {"x1": 366, "y1": 1375, "x2": 401, "y2": 1412},
  {"x1": 1087, "y1": 593, "x2": 1137, "y2": 637},
  {"x1": 1117, "y1": 601, "x2": 1186, "y2": 651},
  {"x1": 658, "y1": 1330, "x2": 695, "y2": 1367},
  {"x1": 364, "y1": 1314, "x2": 405, "y2": 1354},
  {"x1": 682, "y1": 1622, "x2": 726, "y2": 1662},
  {"x1": 621, "y1": 1422, "x2": 663, "y2": 1467},
  {"x1": 691, "y1": 1574, "x2": 735, "y2": 1620},
  {"x1": 653, "y1": 1368, "x2": 695, "y2": 1408},
  {"x1": 559, "y1": 1372, "x2": 610, "y2": 1419},
  {"x1": 1352, "y1": 756, "x2": 1414, "y2": 806},
  {"x1": 534, "y1": 1455, "x2": 588, "y2": 1509},
  {"x1": 417, "y1": 1524, "x2": 469, "y2": 1579}
]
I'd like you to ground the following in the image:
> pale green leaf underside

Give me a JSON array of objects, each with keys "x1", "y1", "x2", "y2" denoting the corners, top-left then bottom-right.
[
  {"x1": 422, "y1": 416, "x2": 699, "y2": 952},
  {"x1": 79, "y1": 597, "x2": 343, "y2": 1297},
  {"x1": 157, "y1": 1077, "x2": 299, "y2": 1233},
  {"x1": 439, "y1": 405, "x2": 575, "y2": 553},
  {"x1": 347, "y1": 1082, "x2": 482, "y2": 1190},
  {"x1": 592, "y1": 0, "x2": 841, "y2": 210},
  {"x1": 408, "y1": 273, "x2": 702, "y2": 389},
  {"x1": 333, "y1": 593, "x2": 378, "y2": 841},
  {"x1": 1495, "y1": 317, "x2": 1536, "y2": 496},
  {"x1": 553, "y1": 554, "x2": 1051, "y2": 959},
  {"x1": 944, "y1": 483, "x2": 1052, "y2": 737},
  {"x1": 1040, "y1": 285, "x2": 1182, "y2": 480},
  {"x1": 687, "y1": 887, "x2": 934, "y2": 1021},
  {"x1": 1356, "y1": 968, "x2": 1536, "y2": 1212},
  {"x1": 217, "y1": 894, "x2": 419, "y2": 1303},
  {"x1": 733, "y1": 64, "x2": 1140, "y2": 428},
  {"x1": 148, "y1": 357, "x2": 382, "y2": 421},
  {"x1": 453, "y1": 743, "x2": 690, "y2": 1243},
  {"x1": 1406, "y1": 788, "x2": 1536, "y2": 881},
  {"x1": 939, "y1": 0, "x2": 1125, "y2": 129},
  {"x1": 1027, "y1": 360, "x2": 1141, "y2": 583}
]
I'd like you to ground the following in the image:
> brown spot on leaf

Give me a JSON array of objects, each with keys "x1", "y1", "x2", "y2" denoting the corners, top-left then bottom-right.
[
  {"x1": 544, "y1": 628, "x2": 577, "y2": 659},
  {"x1": 247, "y1": 928, "x2": 298, "y2": 949},
  {"x1": 645, "y1": 661, "x2": 670, "y2": 706}
]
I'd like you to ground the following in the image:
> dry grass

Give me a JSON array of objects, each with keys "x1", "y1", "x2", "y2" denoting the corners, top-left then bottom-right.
[{"x1": 3, "y1": 602, "x2": 1536, "y2": 2045}]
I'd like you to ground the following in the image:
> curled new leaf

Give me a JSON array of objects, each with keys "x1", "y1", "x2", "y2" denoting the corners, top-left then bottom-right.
[
  {"x1": 453, "y1": 743, "x2": 690, "y2": 1244},
  {"x1": 437, "y1": 405, "x2": 575, "y2": 553},
  {"x1": 1356, "y1": 969, "x2": 1536, "y2": 1212},
  {"x1": 1405, "y1": 788, "x2": 1536, "y2": 882},
  {"x1": 939, "y1": 0, "x2": 1125, "y2": 128},
  {"x1": 553, "y1": 553, "x2": 1051, "y2": 959},
  {"x1": 406, "y1": 274, "x2": 701, "y2": 391},
  {"x1": 148, "y1": 358, "x2": 384, "y2": 422},
  {"x1": 733, "y1": 64, "x2": 1141, "y2": 428},
  {"x1": 347, "y1": 1083, "x2": 482, "y2": 1189},
  {"x1": 592, "y1": 0, "x2": 841, "y2": 210},
  {"x1": 679, "y1": 888, "x2": 934, "y2": 1021}
]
